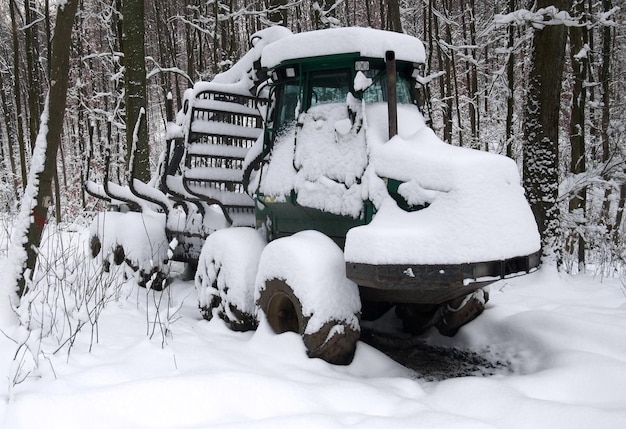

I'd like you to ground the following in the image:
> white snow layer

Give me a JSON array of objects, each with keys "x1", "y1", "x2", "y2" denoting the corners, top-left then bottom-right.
[
  {"x1": 255, "y1": 231, "x2": 361, "y2": 334},
  {"x1": 261, "y1": 27, "x2": 426, "y2": 68},
  {"x1": 89, "y1": 211, "x2": 170, "y2": 273},
  {"x1": 345, "y1": 103, "x2": 541, "y2": 265},
  {"x1": 196, "y1": 227, "x2": 266, "y2": 316},
  {"x1": 2, "y1": 247, "x2": 626, "y2": 429}
]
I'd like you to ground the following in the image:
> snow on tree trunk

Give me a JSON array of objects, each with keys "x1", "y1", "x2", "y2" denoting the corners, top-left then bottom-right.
[
  {"x1": 2, "y1": 0, "x2": 79, "y2": 307},
  {"x1": 522, "y1": 0, "x2": 569, "y2": 264}
]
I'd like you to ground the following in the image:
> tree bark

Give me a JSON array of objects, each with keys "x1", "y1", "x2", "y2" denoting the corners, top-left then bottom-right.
[
  {"x1": 0, "y1": 72, "x2": 19, "y2": 191},
  {"x1": 122, "y1": 0, "x2": 150, "y2": 183},
  {"x1": 505, "y1": 0, "x2": 516, "y2": 158},
  {"x1": 599, "y1": 0, "x2": 614, "y2": 235},
  {"x1": 568, "y1": 0, "x2": 587, "y2": 270},
  {"x1": 13, "y1": 0, "x2": 79, "y2": 297},
  {"x1": 9, "y1": 0, "x2": 28, "y2": 189},
  {"x1": 24, "y1": 0, "x2": 43, "y2": 150},
  {"x1": 522, "y1": 0, "x2": 570, "y2": 263},
  {"x1": 386, "y1": 0, "x2": 403, "y2": 33}
]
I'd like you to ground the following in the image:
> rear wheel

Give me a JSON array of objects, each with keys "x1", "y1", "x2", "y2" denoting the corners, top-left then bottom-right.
[
  {"x1": 436, "y1": 289, "x2": 489, "y2": 337},
  {"x1": 258, "y1": 278, "x2": 360, "y2": 365},
  {"x1": 89, "y1": 234, "x2": 168, "y2": 290},
  {"x1": 395, "y1": 303, "x2": 439, "y2": 336}
]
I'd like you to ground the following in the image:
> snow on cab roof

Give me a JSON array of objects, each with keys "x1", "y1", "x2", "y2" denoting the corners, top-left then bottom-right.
[{"x1": 261, "y1": 27, "x2": 426, "y2": 69}]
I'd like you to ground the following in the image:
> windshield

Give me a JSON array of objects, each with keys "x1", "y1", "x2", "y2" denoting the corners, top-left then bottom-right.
[
  {"x1": 270, "y1": 67, "x2": 419, "y2": 135},
  {"x1": 309, "y1": 70, "x2": 351, "y2": 108},
  {"x1": 361, "y1": 70, "x2": 417, "y2": 105}
]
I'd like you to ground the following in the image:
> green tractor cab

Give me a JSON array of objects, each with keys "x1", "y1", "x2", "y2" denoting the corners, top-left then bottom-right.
[{"x1": 248, "y1": 49, "x2": 427, "y2": 246}]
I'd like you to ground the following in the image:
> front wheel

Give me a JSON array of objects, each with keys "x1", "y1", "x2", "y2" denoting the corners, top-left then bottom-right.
[
  {"x1": 255, "y1": 231, "x2": 361, "y2": 365},
  {"x1": 257, "y1": 278, "x2": 360, "y2": 365}
]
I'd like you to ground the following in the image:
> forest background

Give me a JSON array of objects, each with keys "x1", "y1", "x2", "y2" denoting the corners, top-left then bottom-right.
[{"x1": 0, "y1": 0, "x2": 624, "y2": 281}]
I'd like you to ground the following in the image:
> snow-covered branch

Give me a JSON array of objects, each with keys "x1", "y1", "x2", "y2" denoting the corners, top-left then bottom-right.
[{"x1": 495, "y1": 7, "x2": 583, "y2": 29}]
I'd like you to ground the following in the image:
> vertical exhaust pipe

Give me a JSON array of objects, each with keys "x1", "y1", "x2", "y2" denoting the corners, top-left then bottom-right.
[{"x1": 386, "y1": 50, "x2": 398, "y2": 140}]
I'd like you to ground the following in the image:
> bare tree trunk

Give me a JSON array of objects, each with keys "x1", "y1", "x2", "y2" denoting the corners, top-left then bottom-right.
[
  {"x1": 440, "y1": 1, "x2": 453, "y2": 144},
  {"x1": 0, "y1": 72, "x2": 19, "y2": 191},
  {"x1": 600, "y1": 0, "x2": 614, "y2": 235},
  {"x1": 24, "y1": 0, "x2": 43, "y2": 149},
  {"x1": 615, "y1": 184, "x2": 626, "y2": 247},
  {"x1": 9, "y1": 0, "x2": 28, "y2": 189},
  {"x1": 432, "y1": 2, "x2": 451, "y2": 143},
  {"x1": 505, "y1": 0, "x2": 516, "y2": 158},
  {"x1": 386, "y1": 0, "x2": 402, "y2": 32},
  {"x1": 122, "y1": 0, "x2": 150, "y2": 183},
  {"x1": 13, "y1": 0, "x2": 79, "y2": 297},
  {"x1": 443, "y1": 1, "x2": 462, "y2": 147},
  {"x1": 568, "y1": 0, "x2": 587, "y2": 271},
  {"x1": 467, "y1": 0, "x2": 479, "y2": 146}
]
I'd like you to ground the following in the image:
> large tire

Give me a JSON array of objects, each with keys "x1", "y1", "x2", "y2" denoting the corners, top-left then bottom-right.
[
  {"x1": 195, "y1": 227, "x2": 265, "y2": 331},
  {"x1": 395, "y1": 303, "x2": 440, "y2": 336},
  {"x1": 89, "y1": 232, "x2": 169, "y2": 291},
  {"x1": 257, "y1": 278, "x2": 360, "y2": 365},
  {"x1": 88, "y1": 211, "x2": 170, "y2": 290},
  {"x1": 195, "y1": 256, "x2": 258, "y2": 331},
  {"x1": 436, "y1": 289, "x2": 489, "y2": 337}
]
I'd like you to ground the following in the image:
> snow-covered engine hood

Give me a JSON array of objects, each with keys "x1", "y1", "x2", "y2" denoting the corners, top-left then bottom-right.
[{"x1": 344, "y1": 104, "x2": 541, "y2": 265}]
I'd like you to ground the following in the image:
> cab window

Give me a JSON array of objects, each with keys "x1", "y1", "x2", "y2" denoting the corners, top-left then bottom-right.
[
  {"x1": 362, "y1": 71, "x2": 417, "y2": 105},
  {"x1": 308, "y1": 70, "x2": 351, "y2": 108},
  {"x1": 273, "y1": 82, "x2": 300, "y2": 132}
]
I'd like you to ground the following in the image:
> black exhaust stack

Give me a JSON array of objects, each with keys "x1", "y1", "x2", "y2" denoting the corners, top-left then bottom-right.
[{"x1": 386, "y1": 50, "x2": 398, "y2": 140}]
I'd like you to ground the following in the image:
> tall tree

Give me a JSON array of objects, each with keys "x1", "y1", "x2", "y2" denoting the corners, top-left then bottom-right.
[
  {"x1": 9, "y1": 0, "x2": 28, "y2": 188},
  {"x1": 522, "y1": 0, "x2": 571, "y2": 263},
  {"x1": 505, "y1": 0, "x2": 516, "y2": 158},
  {"x1": 10, "y1": 0, "x2": 79, "y2": 297},
  {"x1": 567, "y1": 0, "x2": 587, "y2": 270},
  {"x1": 122, "y1": 0, "x2": 150, "y2": 182},
  {"x1": 386, "y1": 0, "x2": 403, "y2": 32}
]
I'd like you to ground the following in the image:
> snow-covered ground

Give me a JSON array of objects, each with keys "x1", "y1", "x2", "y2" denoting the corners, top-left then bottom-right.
[{"x1": 1, "y1": 224, "x2": 625, "y2": 428}]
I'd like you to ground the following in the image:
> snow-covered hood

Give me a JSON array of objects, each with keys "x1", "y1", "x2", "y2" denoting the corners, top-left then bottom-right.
[{"x1": 344, "y1": 104, "x2": 541, "y2": 265}]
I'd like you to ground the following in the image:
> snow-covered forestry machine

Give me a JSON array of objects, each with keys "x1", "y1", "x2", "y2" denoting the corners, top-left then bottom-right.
[{"x1": 87, "y1": 27, "x2": 541, "y2": 364}]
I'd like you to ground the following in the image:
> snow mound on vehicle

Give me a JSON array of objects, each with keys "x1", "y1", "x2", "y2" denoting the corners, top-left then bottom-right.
[
  {"x1": 259, "y1": 103, "x2": 368, "y2": 218},
  {"x1": 89, "y1": 211, "x2": 169, "y2": 271},
  {"x1": 255, "y1": 231, "x2": 360, "y2": 334},
  {"x1": 261, "y1": 27, "x2": 425, "y2": 69},
  {"x1": 196, "y1": 227, "x2": 266, "y2": 317},
  {"x1": 345, "y1": 104, "x2": 541, "y2": 265}
]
